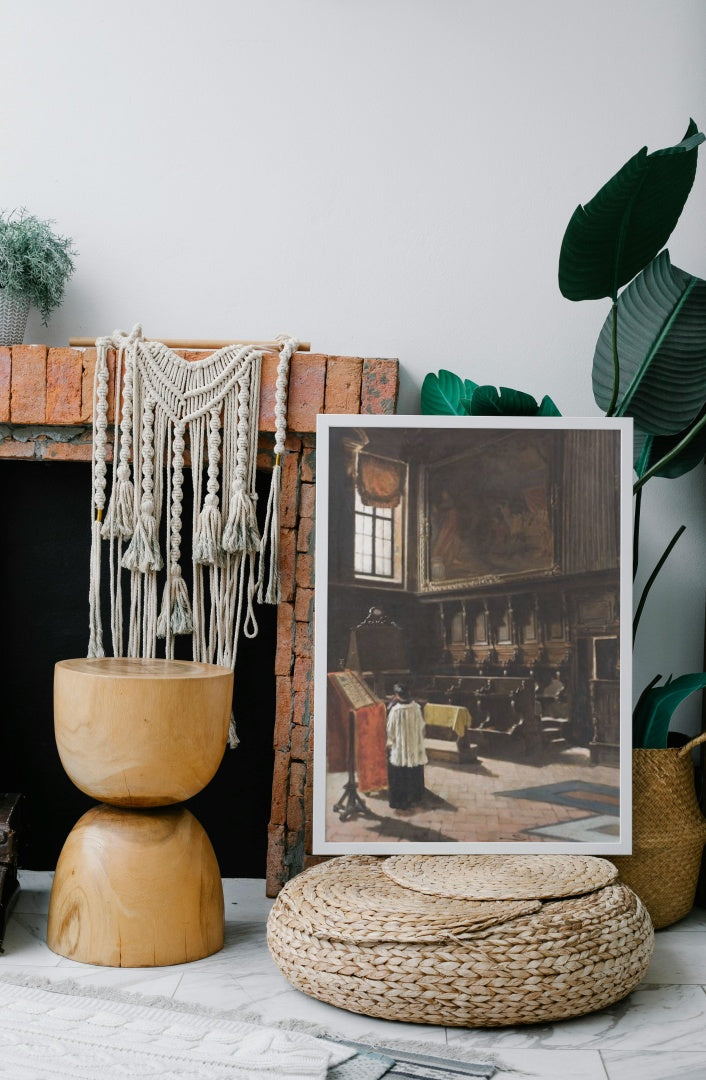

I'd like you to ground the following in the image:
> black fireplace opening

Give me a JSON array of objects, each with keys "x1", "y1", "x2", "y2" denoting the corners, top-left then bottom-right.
[{"x1": 0, "y1": 459, "x2": 276, "y2": 877}]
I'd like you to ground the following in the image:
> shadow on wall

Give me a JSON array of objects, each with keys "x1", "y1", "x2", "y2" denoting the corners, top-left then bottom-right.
[{"x1": 0, "y1": 461, "x2": 276, "y2": 877}]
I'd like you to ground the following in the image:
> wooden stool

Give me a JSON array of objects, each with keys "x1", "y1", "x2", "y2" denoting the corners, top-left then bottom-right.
[{"x1": 47, "y1": 658, "x2": 233, "y2": 967}]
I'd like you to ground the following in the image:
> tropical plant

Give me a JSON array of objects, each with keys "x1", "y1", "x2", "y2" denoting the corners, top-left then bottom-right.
[
  {"x1": 0, "y1": 209, "x2": 76, "y2": 323},
  {"x1": 422, "y1": 121, "x2": 706, "y2": 748},
  {"x1": 421, "y1": 371, "x2": 561, "y2": 418},
  {"x1": 560, "y1": 119, "x2": 705, "y2": 748}
]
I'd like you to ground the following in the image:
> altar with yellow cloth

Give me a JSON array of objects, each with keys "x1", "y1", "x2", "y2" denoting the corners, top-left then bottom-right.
[{"x1": 423, "y1": 702, "x2": 472, "y2": 739}]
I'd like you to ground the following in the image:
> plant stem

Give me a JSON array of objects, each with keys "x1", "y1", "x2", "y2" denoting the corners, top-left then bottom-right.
[
  {"x1": 606, "y1": 302, "x2": 620, "y2": 417},
  {"x1": 633, "y1": 525, "x2": 686, "y2": 643},
  {"x1": 633, "y1": 410, "x2": 706, "y2": 492},
  {"x1": 633, "y1": 487, "x2": 642, "y2": 582}
]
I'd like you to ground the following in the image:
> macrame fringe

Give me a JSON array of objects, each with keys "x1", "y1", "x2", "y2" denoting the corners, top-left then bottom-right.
[
  {"x1": 194, "y1": 498, "x2": 224, "y2": 566},
  {"x1": 87, "y1": 518, "x2": 105, "y2": 658},
  {"x1": 88, "y1": 327, "x2": 296, "y2": 751},
  {"x1": 122, "y1": 502, "x2": 163, "y2": 573},
  {"x1": 101, "y1": 472, "x2": 135, "y2": 540},
  {"x1": 157, "y1": 572, "x2": 194, "y2": 638},
  {"x1": 257, "y1": 462, "x2": 282, "y2": 605},
  {"x1": 222, "y1": 489, "x2": 261, "y2": 554}
]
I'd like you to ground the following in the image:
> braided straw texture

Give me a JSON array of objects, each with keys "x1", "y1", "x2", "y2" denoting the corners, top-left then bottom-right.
[
  {"x1": 382, "y1": 853, "x2": 618, "y2": 900},
  {"x1": 267, "y1": 855, "x2": 653, "y2": 1027},
  {"x1": 273, "y1": 856, "x2": 540, "y2": 943},
  {"x1": 611, "y1": 738, "x2": 706, "y2": 929}
]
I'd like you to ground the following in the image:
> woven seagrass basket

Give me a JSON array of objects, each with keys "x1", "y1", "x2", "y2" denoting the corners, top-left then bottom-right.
[
  {"x1": 267, "y1": 854, "x2": 654, "y2": 1027},
  {"x1": 610, "y1": 732, "x2": 706, "y2": 930}
]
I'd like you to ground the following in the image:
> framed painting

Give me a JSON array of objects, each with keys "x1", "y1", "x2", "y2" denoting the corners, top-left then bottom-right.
[{"x1": 313, "y1": 414, "x2": 633, "y2": 855}]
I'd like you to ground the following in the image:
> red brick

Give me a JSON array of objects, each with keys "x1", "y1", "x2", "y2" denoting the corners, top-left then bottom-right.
[
  {"x1": 294, "y1": 587, "x2": 314, "y2": 623},
  {"x1": 288, "y1": 354, "x2": 326, "y2": 433},
  {"x1": 258, "y1": 351, "x2": 279, "y2": 433},
  {"x1": 284, "y1": 434, "x2": 302, "y2": 453},
  {"x1": 269, "y1": 750, "x2": 291, "y2": 826},
  {"x1": 325, "y1": 356, "x2": 363, "y2": 413},
  {"x1": 299, "y1": 482, "x2": 316, "y2": 520},
  {"x1": 46, "y1": 348, "x2": 83, "y2": 424},
  {"x1": 265, "y1": 824, "x2": 286, "y2": 897},
  {"x1": 279, "y1": 528, "x2": 297, "y2": 603},
  {"x1": 292, "y1": 689, "x2": 310, "y2": 727},
  {"x1": 300, "y1": 444, "x2": 316, "y2": 483},
  {"x1": 295, "y1": 553, "x2": 314, "y2": 590},
  {"x1": 286, "y1": 794, "x2": 304, "y2": 834},
  {"x1": 293, "y1": 657, "x2": 312, "y2": 693},
  {"x1": 289, "y1": 761, "x2": 306, "y2": 800},
  {"x1": 273, "y1": 676, "x2": 293, "y2": 750},
  {"x1": 41, "y1": 441, "x2": 97, "y2": 462},
  {"x1": 361, "y1": 358, "x2": 399, "y2": 415},
  {"x1": 274, "y1": 603, "x2": 295, "y2": 676},
  {"x1": 280, "y1": 450, "x2": 301, "y2": 528},
  {"x1": 0, "y1": 439, "x2": 35, "y2": 458},
  {"x1": 0, "y1": 348, "x2": 10, "y2": 422},
  {"x1": 81, "y1": 348, "x2": 116, "y2": 421},
  {"x1": 297, "y1": 516, "x2": 314, "y2": 554},
  {"x1": 290, "y1": 724, "x2": 309, "y2": 762},
  {"x1": 11, "y1": 345, "x2": 46, "y2": 423},
  {"x1": 260, "y1": 352, "x2": 327, "y2": 435},
  {"x1": 294, "y1": 621, "x2": 313, "y2": 660},
  {"x1": 80, "y1": 348, "x2": 97, "y2": 421},
  {"x1": 304, "y1": 770, "x2": 314, "y2": 853}
]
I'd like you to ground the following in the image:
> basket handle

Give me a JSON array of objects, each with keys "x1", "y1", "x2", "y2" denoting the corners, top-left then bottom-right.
[{"x1": 677, "y1": 730, "x2": 706, "y2": 757}]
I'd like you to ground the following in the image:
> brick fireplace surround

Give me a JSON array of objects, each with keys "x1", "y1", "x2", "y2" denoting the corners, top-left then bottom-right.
[{"x1": 0, "y1": 344, "x2": 399, "y2": 896}]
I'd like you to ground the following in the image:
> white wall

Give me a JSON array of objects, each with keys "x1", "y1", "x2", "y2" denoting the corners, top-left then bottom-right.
[{"x1": 3, "y1": 0, "x2": 705, "y2": 727}]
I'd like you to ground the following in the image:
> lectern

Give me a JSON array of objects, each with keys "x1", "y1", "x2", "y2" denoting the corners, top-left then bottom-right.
[{"x1": 47, "y1": 658, "x2": 233, "y2": 967}]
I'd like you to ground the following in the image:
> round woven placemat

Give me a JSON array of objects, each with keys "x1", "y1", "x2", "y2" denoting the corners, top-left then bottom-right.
[
  {"x1": 277, "y1": 856, "x2": 541, "y2": 943},
  {"x1": 382, "y1": 853, "x2": 618, "y2": 899}
]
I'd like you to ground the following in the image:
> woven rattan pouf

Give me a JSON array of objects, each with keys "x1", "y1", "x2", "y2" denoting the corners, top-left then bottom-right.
[{"x1": 267, "y1": 854, "x2": 654, "y2": 1027}]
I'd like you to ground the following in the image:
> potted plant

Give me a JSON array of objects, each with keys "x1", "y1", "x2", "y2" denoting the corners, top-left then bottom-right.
[
  {"x1": 422, "y1": 121, "x2": 706, "y2": 926},
  {"x1": 0, "y1": 209, "x2": 76, "y2": 345}
]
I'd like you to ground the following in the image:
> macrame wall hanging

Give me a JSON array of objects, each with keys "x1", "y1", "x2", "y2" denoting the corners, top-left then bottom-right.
[{"x1": 88, "y1": 325, "x2": 296, "y2": 745}]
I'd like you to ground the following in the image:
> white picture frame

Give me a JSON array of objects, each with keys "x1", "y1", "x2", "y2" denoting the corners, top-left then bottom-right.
[{"x1": 313, "y1": 414, "x2": 633, "y2": 855}]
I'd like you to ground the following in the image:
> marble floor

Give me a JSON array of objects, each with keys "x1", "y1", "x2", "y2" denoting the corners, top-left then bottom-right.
[{"x1": 3, "y1": 871, "x2": 706, "y2": 1079}]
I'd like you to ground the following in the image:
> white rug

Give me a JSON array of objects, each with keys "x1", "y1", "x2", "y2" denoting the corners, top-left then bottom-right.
[{"x1": 0, "y1": 975, "x2": 359, "y2": 1080}]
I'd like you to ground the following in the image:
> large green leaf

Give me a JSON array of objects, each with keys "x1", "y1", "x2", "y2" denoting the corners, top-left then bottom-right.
[
  {"x1": 633, "y1": 672, "x2": 706, "y2": 748},
  {"x1": 470, "y1": 385, "x2": 562, "y2": 416},
  {"x1": 592, "y1": 251, "x2": 706, "y2": 434},
  {"x1": 421, "y1": 370, "x2": 477, "y2": 414},
  {"x1": 634, "y1": 408, "x2": 706, "y2": 479},
  {"x1": 559, "y1": 120, "x2": 704, "y2": 301}
]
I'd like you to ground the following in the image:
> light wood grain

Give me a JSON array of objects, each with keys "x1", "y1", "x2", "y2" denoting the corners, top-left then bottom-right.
[
  {"x1": 47, "y1": 805, "x2": 224, "y2": 966},
  {"x1": 68, "y1": 337, "x2": 311, "y2": 351},
  {"x1": 54, "y1": 658, "x2": 233, "y2": 806}
]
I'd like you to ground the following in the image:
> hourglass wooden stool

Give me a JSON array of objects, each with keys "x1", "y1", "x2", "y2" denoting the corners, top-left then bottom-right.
[{"x1": 47, "y1": 658, "x2": 233, "y2": 967}]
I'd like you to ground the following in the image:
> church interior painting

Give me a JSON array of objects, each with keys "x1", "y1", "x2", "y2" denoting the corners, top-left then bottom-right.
[{"x1": 314, "y1": 418, "x2": 631, "y2": 852}]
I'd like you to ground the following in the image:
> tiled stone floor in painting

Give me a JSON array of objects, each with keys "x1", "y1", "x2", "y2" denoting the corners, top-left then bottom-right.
[
  {"x1": 326, "y1": 746, "x2": 621, "y2": 844},
  {"x1": 3, "y1": 871, "x2": 706, "y2": 1079}
]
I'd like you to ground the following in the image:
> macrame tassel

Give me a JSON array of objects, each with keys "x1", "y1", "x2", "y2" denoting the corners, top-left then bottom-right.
[
  {"x1": 157, "y1": 570, "x2": 194, "y2": 637},
  {"x1": 228, "y1": 711, "x2": 240, "y2": 749},
  {"x1": 87, "y1": 518, "x2": 105, "y2": 657},
  {"x1": 101, "y1": 468, "x2": 135, "y2": 540},
  {"x1": 257, "y1": 461, "x2": 282, "y2": 604},
  {"x1": 122, "y1": 498, "x2": 163, "y2": 573},
  {"x1": 222, "y1": 489, "x2": 261, "y2": 554},
  {"x1": 194, "y1": 494, "x2": 224, "y2": 566}
]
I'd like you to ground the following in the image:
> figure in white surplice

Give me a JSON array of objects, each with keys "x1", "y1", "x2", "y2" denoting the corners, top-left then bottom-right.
[{"x1": 386, "y1": 683, "x2": 427, "y2": 810}]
